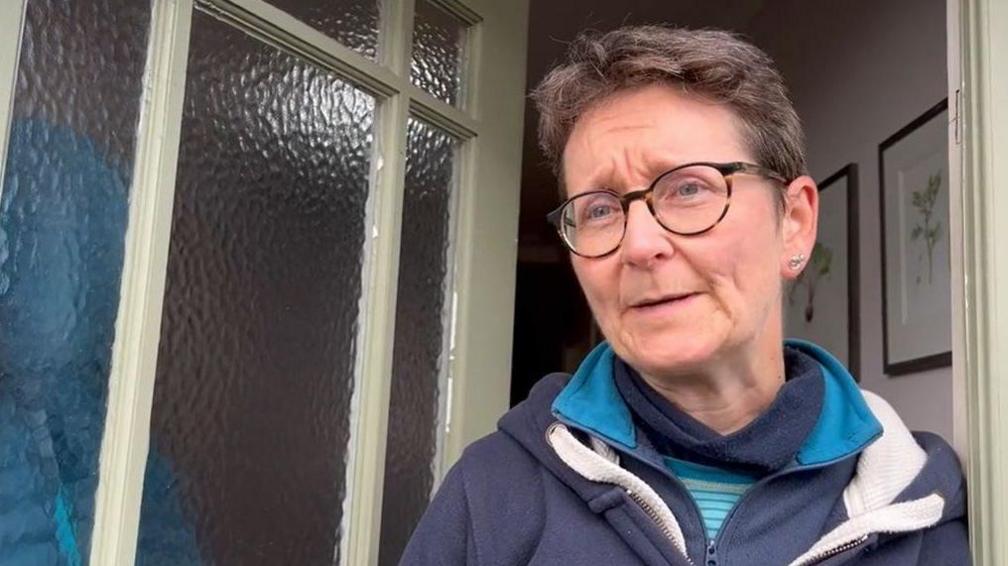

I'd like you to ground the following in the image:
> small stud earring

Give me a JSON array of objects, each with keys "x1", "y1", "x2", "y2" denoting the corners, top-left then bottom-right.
[{"x1": 788, "y1": 253, "x2": 806, "y2": 270}]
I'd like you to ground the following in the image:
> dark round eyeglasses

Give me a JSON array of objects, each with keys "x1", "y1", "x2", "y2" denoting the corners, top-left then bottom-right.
[{"x1": 546, "y1": 161, "x2": 788, "y2": 258}]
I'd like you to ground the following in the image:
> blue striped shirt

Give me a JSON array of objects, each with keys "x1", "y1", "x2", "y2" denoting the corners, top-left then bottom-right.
[{"x1": 664, "y1": 457, "x2": 757, "y2": 539}]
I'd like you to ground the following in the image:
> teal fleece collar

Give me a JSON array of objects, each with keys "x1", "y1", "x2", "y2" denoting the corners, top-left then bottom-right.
[{"x1": 551, "y1": 339, "x2": 882, "y2": 466}]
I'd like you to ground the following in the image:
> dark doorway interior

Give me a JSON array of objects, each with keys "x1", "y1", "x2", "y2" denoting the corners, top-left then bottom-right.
[{"x1": 509, "y1": 260, "x2": 593, "y2": 406}]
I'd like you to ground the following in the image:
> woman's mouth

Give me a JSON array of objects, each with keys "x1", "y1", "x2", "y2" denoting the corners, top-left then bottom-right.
[{"x1": 628, "y1": 292, "x2": 701, "y2": 314}]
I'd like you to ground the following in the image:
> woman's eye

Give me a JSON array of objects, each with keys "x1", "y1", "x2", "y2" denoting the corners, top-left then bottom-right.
[
  {"x1": 675, "y1": 182, "x2": 704, "y2": 197},
  {"x1": 576, "y1": 200, "x2": 619, "y2": 224}
]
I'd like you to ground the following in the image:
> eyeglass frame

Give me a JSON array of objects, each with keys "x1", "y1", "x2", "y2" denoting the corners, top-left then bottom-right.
[{"x1": 546, "y1": 161, "x2": 790, "y2": 258}]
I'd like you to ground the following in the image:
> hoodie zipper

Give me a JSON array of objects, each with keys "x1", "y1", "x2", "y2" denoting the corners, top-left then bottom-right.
[
  {"x1": 800, "y1": 535, "x2": 869, "y2": 565},
  {"x1": 624, "y1": 487, "x2": 696, "y2": 566}
]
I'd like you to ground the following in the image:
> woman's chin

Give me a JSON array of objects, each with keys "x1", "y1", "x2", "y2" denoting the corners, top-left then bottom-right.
[{"x1": 617, "y1": 332, "x2": 722, "y2": 377}]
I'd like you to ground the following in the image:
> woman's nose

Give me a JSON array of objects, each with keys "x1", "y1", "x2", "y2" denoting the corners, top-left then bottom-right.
[{"x1": 619, "y1": 200, "x2": 675, "y2": 267}]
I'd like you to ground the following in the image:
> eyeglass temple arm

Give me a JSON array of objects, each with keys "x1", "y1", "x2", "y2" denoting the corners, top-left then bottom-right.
[
  {"x1": 546, "y1": 208, "x2": 577, "y2": 229},
  {"x1": 731, "y1": 162, "x2": 789, "y2": 184}
]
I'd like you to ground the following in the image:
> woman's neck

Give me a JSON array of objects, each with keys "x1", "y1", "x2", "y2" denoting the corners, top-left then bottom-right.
[{"x1": 640, "y1": 337, "x2": 786, "y2": 435}]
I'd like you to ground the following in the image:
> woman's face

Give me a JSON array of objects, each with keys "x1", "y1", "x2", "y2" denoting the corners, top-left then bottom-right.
[{"x1": 562, "y1": 84, "x2": 817, "y2": 379}]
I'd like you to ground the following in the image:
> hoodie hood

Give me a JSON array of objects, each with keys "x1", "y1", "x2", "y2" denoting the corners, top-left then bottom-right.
[{"x1": 497, "y1": 341, "x2": 966, "y2": 565}]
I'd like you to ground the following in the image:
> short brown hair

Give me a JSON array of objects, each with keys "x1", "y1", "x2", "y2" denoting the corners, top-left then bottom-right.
[{"x1": 532, "y1": 26, "x2": 806, "y2": 192}]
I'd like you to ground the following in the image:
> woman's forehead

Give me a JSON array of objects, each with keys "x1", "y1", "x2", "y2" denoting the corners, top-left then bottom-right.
[
  {"x1": 562, "y1": 89, "x2": 751, "y2": 191},
  {"x1": 567, "y1": 86, "x2": 745, "y2": 148}
]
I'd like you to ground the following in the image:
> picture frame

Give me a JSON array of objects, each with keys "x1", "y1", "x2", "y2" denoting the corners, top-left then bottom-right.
[
  {"x1": 785, "y1": 164, "x2": 860, "y2": 376},
  {"x1": 879, "y1": 99, "x2": 952, "y2": 376}
]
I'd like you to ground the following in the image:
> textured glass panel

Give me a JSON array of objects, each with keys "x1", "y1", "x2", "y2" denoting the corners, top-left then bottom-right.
[
  {"x1": 378, "y1": 118, "x2": 458, "y2": 566},
  {"x1": 0, "y1": 1, "x2": 150, "y2": 564},
  {"x1": 269, "y1": 0, "x2": 381, "y2": 59},
  {"x1": 410, "y1": 0, "x2": 468, "y2": 107},
  {"x1": 135, "y1": 10, "x2": 374, "y2": 566}
]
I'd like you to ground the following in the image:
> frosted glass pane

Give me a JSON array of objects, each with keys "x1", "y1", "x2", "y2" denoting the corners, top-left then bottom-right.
[
  {"x1": 135, "y1": 10, "x2": 374, "y2": 566},
  {"x1": 269, "y1": 0, "x2": 381, "y2": 59},
  {"x1": 0, "y1": 0, "x2": 150, "y2": 563},
  {"x1": 410, "y1": 0, "x2": 468, "y2": 107},
  {"x1": 378, "y1": 118, "x2": 458, "y2": 566}
]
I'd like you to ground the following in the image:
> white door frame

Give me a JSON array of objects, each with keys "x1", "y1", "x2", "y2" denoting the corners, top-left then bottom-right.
[{"x1": 955, "y1": 0, "x2": 1008, "y2": 563}]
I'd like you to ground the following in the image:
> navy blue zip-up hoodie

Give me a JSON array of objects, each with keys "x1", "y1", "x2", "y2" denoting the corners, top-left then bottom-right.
[{"x1": 401, "y1": 340, "x2": 968, "y2": 565}]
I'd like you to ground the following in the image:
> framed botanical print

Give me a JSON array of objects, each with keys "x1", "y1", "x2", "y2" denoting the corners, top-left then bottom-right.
[{"x1": 879, "y1": 99, "x2": 952, "y2": 375}]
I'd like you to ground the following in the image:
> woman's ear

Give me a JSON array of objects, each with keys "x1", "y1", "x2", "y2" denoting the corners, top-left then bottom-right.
[{"x1": 780, "y1": 175, "x2": 819, "y2": 280}]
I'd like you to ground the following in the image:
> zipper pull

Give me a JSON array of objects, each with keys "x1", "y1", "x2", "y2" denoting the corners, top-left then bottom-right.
[{"x1": 706, "y1": 540, "x2": 717, "y2": 566}]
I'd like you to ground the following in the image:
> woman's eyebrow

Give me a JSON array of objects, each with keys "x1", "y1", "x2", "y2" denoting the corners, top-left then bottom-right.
[
  {"x1": 589, "y1": 159, "x2": 683, "y2": 191},
  {"x1": 644, "y1": 154, "x2": 692, "y2": 174},
  {"x1": 572, "y1": 168, "x2": 617, "y2": 192},
  {"x1": 572, "y1": 150, "x2": 695, "y2": 194}
]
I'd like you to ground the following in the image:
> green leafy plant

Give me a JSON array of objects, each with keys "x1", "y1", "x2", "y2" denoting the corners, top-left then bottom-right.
[{"x1": 910, "y1": 172, "x2": 942, "y2": 285}]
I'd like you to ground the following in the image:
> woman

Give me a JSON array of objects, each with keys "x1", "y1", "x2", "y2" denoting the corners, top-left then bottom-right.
[{"x1": 402, "y1": 26, "x2": 968, "y2": 565}]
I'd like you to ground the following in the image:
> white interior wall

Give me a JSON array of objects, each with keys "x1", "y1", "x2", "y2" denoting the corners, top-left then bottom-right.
[{"x1": 748, "y1": 0, "x2": 952, "y2": 439}]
